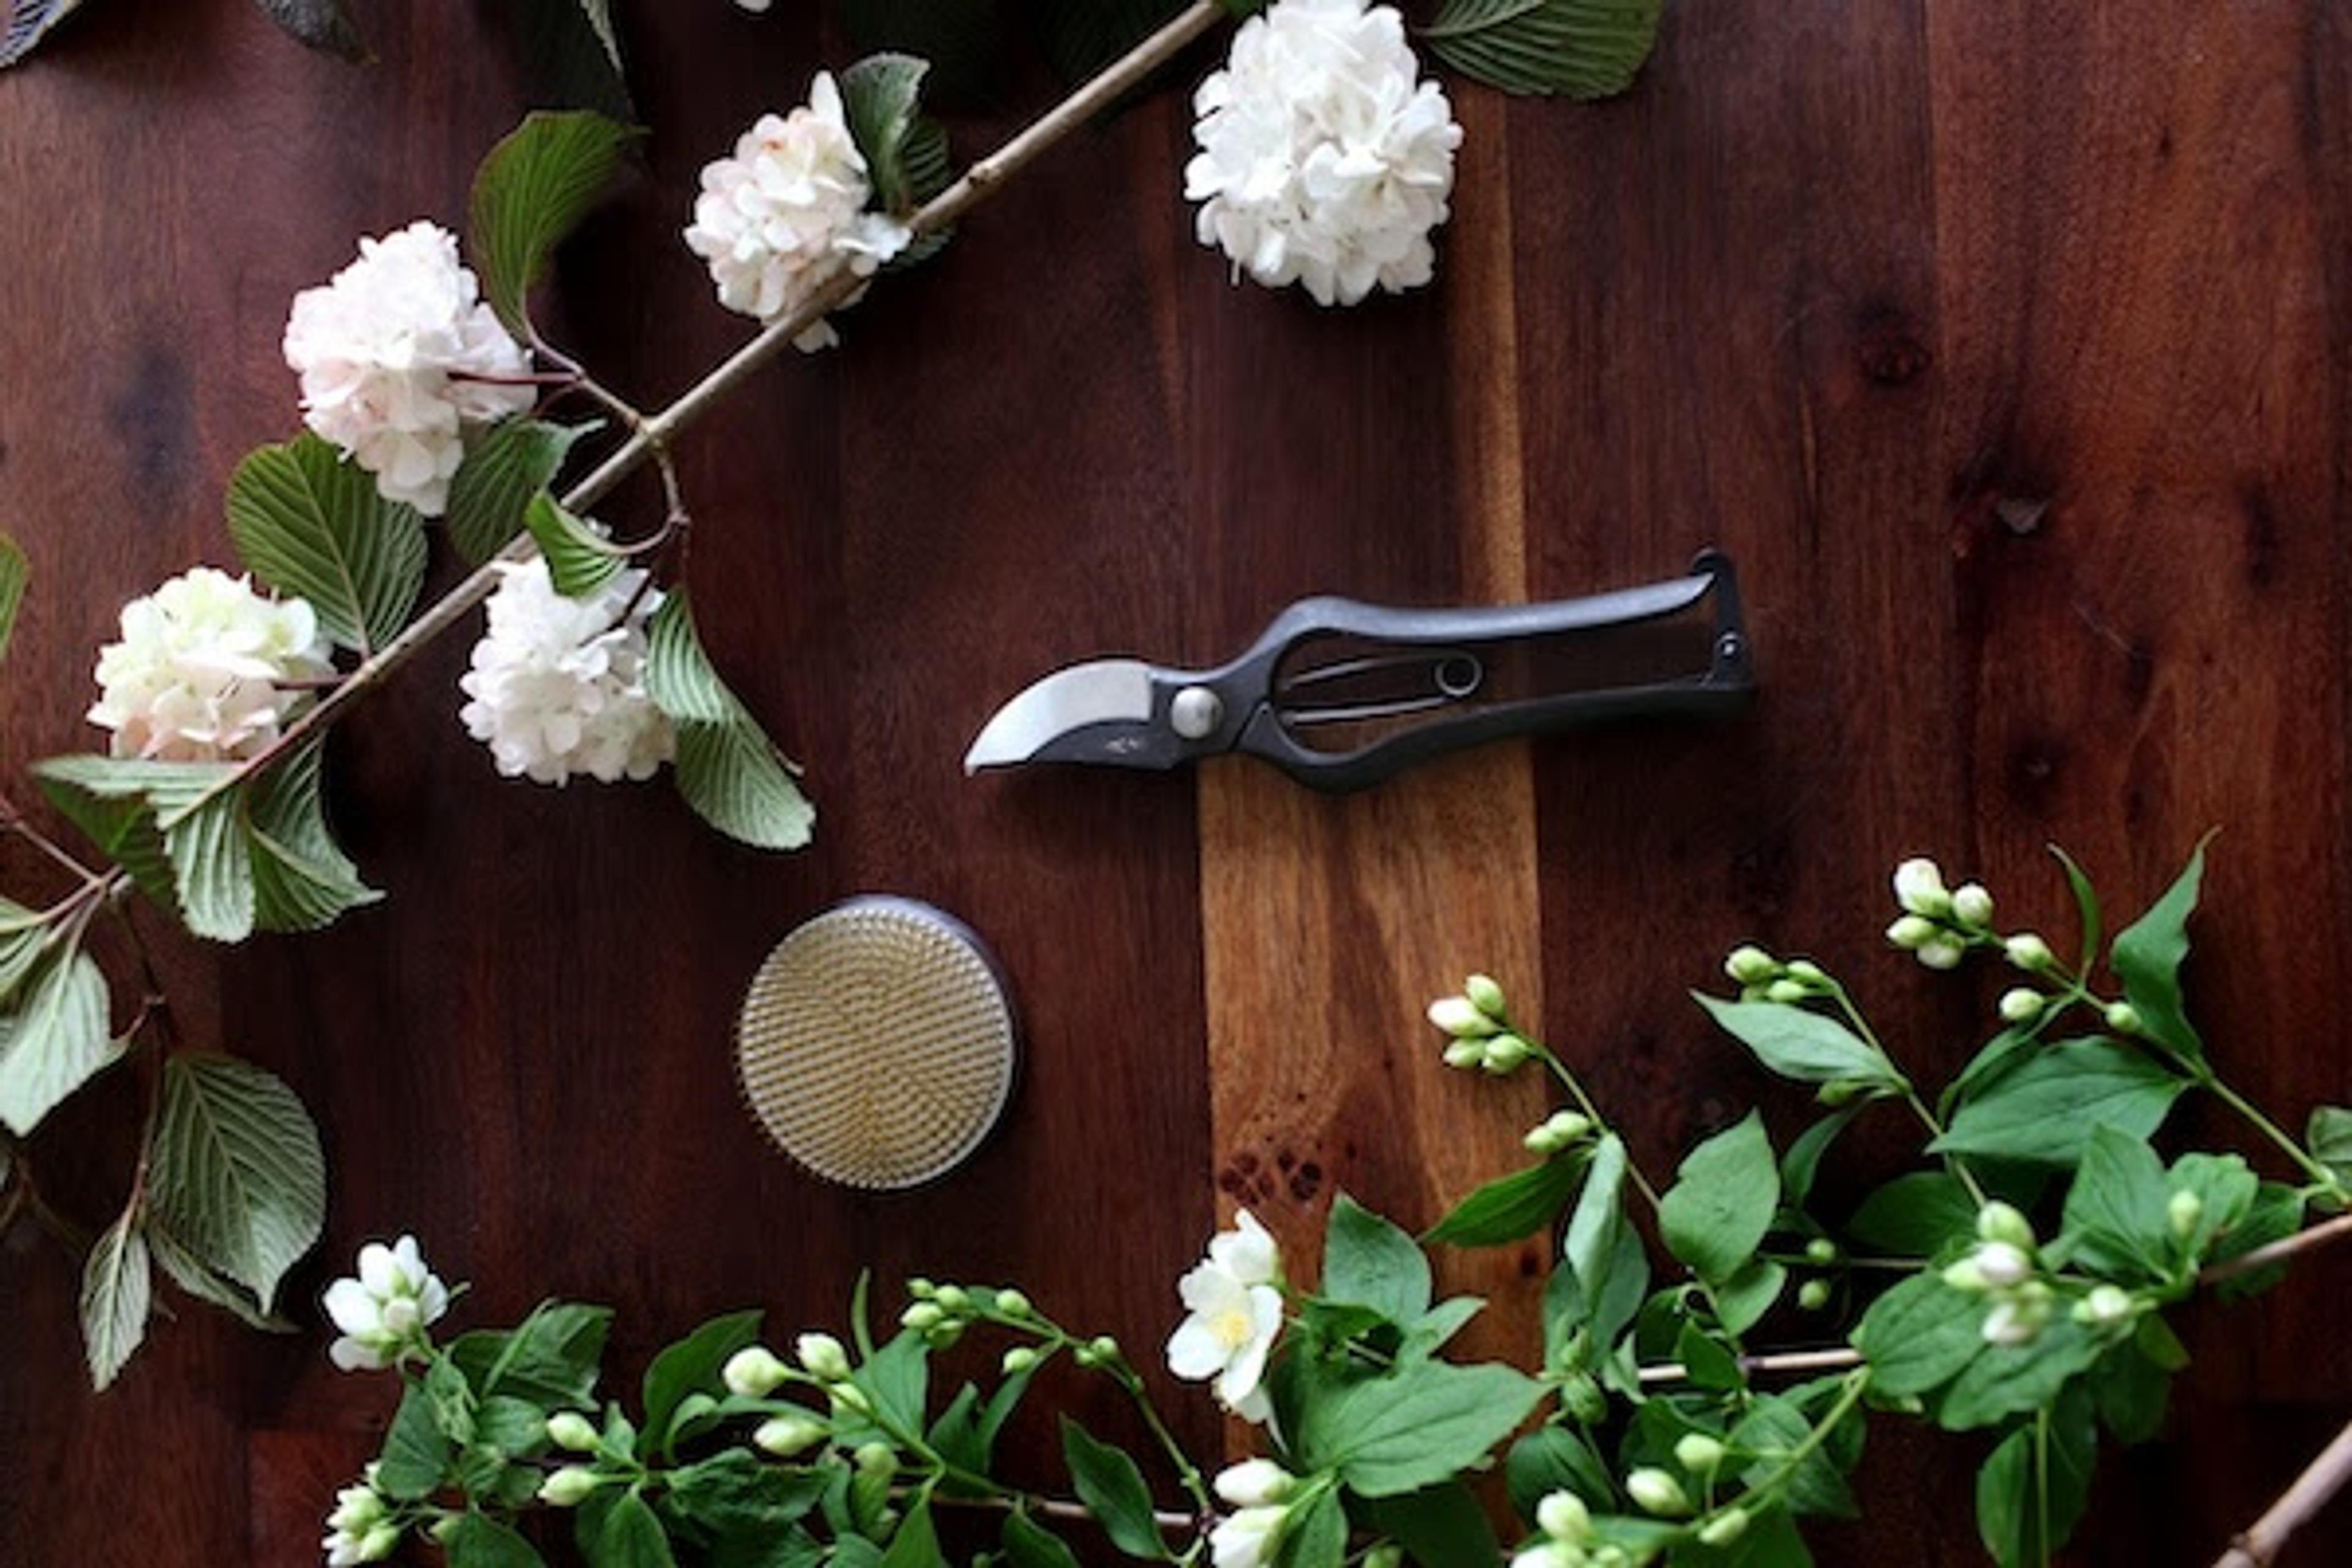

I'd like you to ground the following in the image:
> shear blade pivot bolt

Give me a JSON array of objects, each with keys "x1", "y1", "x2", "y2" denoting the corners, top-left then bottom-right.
[{"x1": 1170, "y1": 685, "x2": 1223, "y2": 739}]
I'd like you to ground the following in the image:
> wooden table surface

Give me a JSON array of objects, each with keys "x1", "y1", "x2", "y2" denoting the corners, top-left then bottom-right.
[{"x1": 2, "y1": 2, "x2": 2349, "y2": 1562}]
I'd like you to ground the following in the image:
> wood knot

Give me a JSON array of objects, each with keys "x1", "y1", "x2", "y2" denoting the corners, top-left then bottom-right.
[{"x1": 1855, "y1": 313, "x2": 1932, "y2": 386}]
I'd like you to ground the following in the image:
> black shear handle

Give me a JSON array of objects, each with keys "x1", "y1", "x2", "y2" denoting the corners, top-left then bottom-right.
[{"x1": 1231, "y1": 550, "x2": 1755, "y2": 793}]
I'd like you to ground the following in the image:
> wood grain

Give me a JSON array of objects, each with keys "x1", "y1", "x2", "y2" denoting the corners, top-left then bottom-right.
[{"x1": 0, "y1": 2, "x2": 2346, "y2": 1564}]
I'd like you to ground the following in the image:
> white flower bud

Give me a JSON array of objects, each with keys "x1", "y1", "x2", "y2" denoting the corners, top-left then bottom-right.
[
  {"x1": 1442, "y1": 1038, "x2": 1489, "y2": 1070},
  {"x1": 1673, "y1": 1433, "x2": 1727, "y2": 1473},
  {"x1": 1885, "y1": 914, "x2": 1937, "y2": 951},
  {"x1": 1724, "y1": 945, "x2": 1778, "y2": 984},
  {"x1": 1973, "y1": 1242, "x2": 2034, "y2": 1289},
  {"x1": 1625, "y1": 1467, "x2": 1691, "y2": 1517},
  {"x1": 1915, "y1": 937, "x2": 1967, "y2": 971},
  {"x1": 796, "y1": 1332, "x2": 852, "y2": 1382},
  {"x1": 1765, "y1": 979, "x2": 1810, "y2": 1005},
  {"x1": 1975, "y1": 1202, "x2": 2036, "y2": 1249},
  {"x1": 2169, "y1": 1188, "x2": 2205, "y2": 1239},
  {"x1": 2004, "y1": 933, "x2": 2056, "y2": 973},
  {"x1": 2104, "y1": 1001, "x2": 2143, "y2": 1036},
  {"x1": 1481, "y1": 1034, "x2": 1533, "y2": 1073},
  {"x1": 1997, "y1": 987, "x2": 2046, "y2": 1023},
  {"x1": 1893, "y1": 858, "x2": 1951, "y2": 916},
  {"x1": 327, "y1": 1485, "x2": 385, "y2": 1533},
  {"x1": 1951, "y1": 883, "x2": 1995, "y2": 929},
  {"x1": 1697, "y1": 1509, "x2": 1751, "y2": 1548},
  {"x1": 356, "y1": 1523, "x2": 401, "y2": 1563},
  {"x1": 538, "y1": 1466, "x2": 602, "y2": 1507},
  {"x1": 1464, "y1": 974, "x2": 1509, "y2": 1020},
  {"x1": 723, "y1": 1346, "x2": 790, "y2": 1398},
  {"x1": 1214, "y1": 1458, "x2": 1296, "y2": 1508},
  {"x1": 2073, "y1": 1284, "x2": 2133, "y2": 1327},
  {"x1": 546, "y1": 1411, "x2": 600, "y2": 1452},
  {"x1": 1428, "y1": 995, "x2": 1498, "y2": 1038},
  {"x1": 1536, "y1": 1488, "x2": 1593, "y2": 1543},
  {"x1": 753, "y1": 1414, "x2": 827, "y2": 1457},
  {"x1": 1981, "y1": 1298, "x2": 2045, "y2": 1348}
]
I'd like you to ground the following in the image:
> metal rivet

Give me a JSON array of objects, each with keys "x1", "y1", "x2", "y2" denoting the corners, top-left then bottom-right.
[{"x1": 1169, "y1": 685, "x2": 1223, "y2": 739}]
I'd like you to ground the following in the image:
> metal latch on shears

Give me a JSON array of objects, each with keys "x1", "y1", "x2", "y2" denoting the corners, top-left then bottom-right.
[{"x1": 963, "y1": 550, "x2": 1755, "y2": 793}]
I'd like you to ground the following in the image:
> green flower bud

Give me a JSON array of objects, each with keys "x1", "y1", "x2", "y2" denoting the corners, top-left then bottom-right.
[
  {"x1": 1088, "y1": 1335, "x2": 1120, "y2": 1364},
  {"x1": 995, "y1": 1289, "x2": 1031, "y2": 1319},
  {"x1": 1784, "y1": 958, "x2": 1826, "y2": 983},
  {"x1": 1559, "y1": 1371, "x2": 1608, "y2": 1425},
  {"x1": 1673, "y1": 1433, "x2": 1727, "y2": 1473},
  {"x1": 1885, "y1": 914, "x2": 1937, "y2": 951},
  {"x1": 1465, "y1": 973, "x2": 1509, "y2": 1021},
  {"x1": 753, "y1": 1414, "x2": 827, "y2": 1457},
  {"x1": 1976, "y1": 1200, "x2": 2036, "y2": 1250},
  {"x1": 1625, "y1": 1467, "x2": 1691, "y2": 1517},
  {"x1": 724, "y1": 1345, "x2": 791, "y2": 1398},
  {"x1": 2168, "y1": 1188, "x2": 2205, "y2": 1240},
  {"x1": 1765, "y1": 978, "x2": 1810, "y2": 1005},
  {"x1": 854, "y1": 1442, "x2": 897, "y2": 1479},
  {"x1": 1951, "y1": 883, "x2": 1995, "y2": 929},
  {"x1": 1803, "y1": 1237, "x2": 1838, "y2": 1265},
  {"x1": 1442, "y1": 1038, "x2": 1489, "y2": 1071},
  {"x1": 356, "y1": 1523, "x2": 401, "y2": 1562},
  {"x1": 1798, "y1": 1279, "x2": 1833, "y2": 1311},
  {"x1": 538, "y1": 1466, "x2": 602, "y2": 1508},
  {"x1": 1817, "y1": 1079, "x2": 1864, "y2": 1107},
  {"x1": 1364, "y1": 1547, "x2": 1405, "y2": 1568},
  {"x1": 1428, "y1": 995, "x2": 1500, "y2": 1038},
  {"x1": 1536, "y1": 1488, "x2": 1593, "y2": 1542},
  {"x1": 2104, "y1": 1001, "x2": 2143, "y2": 1036},
  {"x1": 933, "y1": 1285, "x2": 970, "y2": 1314},
  {"x1": 829, "y1": 1385, "x2": 873, "y2": 1418},
  {"x1": 2004, "y1": 933, "x2": 2056, "y2": 973},
  {"x1": 995, "y1": 1348, "x2": 1038, "y2": 1380},
  {"x1": 1724, "y1": 945, "x2": 1778, "y2": 984},
  {"x1": 907, "y1": 1277, "x2": 937, "y2": 1298},
  {"x1": 1482, "y1": 1034, "x2": 1534, "y2": 1072},
  {"x1": 1942, "y1": 1257, "x2": 1989, "y2": 1293},
  {"x1": 546, "y1": 1411, "x2": 600, "y2": 1452},
  {"x1": 2072, "y1": 1284, "x2": 2134, "y2": 1327},
  {"x1": 1997, "y1": 987, "x2": 2046, "y2": 1023},
  {"x1": 1526, "y1": 1110, "x2": 1594, "y2": 1154},
  {"x1": 796, "y1": 1332, "x2": 852, "y2": 1382},
  {"x1": 901, "y1": 1302, "x2": 945, "y2": 1332},
  {"x1": 923, "y1": 1321, "x2": 965, "y2": 1351},
  {"x1": 1697, "y1": 1509, "x2": 1752, "y2": 1548},
  {"x1": 429, "y1": 1515, "x2": 462, "y2": 1545}
]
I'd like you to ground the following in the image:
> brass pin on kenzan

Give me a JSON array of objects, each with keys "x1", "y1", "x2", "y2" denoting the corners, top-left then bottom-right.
[{"x1": 735, "y1": 898, "x2": 1018, "y2": 1190}]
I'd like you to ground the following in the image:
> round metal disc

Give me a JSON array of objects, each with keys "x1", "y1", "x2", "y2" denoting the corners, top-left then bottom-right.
[{"x1": 736, "y1": 898, "x2": 1017, "y2": 1190}]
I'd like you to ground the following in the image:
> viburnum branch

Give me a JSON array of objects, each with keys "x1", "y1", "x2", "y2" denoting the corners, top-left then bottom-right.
[{"x1": 2214, "y1": 1414, "x2": 2352, "y2": 1567}]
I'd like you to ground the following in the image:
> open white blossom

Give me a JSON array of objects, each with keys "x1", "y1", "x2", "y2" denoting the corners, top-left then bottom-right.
[
  {"x1": 458, "y1": 559, "x2": 674, "y2": 787},
  {"x1": 1166, "y1": 1208, "x2": 1283, "y2": 1421},
  {"x1": 684, "y1": 74, "x2": 911, "y2": 351},
  {"x1": 88, "y1": 568, "x2": 332, "y2": 762},
  {"x1": 323, "y1": 1235, "x2": 450, "y2": 1372},
  {"x1": 284, "y1": 220, "x2": 533, "y2": 516},
  {"x1": 1186, "y1": 0, "x2": 1461, "y2": 306}
]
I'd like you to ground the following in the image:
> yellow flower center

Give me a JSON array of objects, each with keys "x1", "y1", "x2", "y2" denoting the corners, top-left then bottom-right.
[{"x1": 1210, "y1": 1306, "x2": 1254, "y2": 1349}]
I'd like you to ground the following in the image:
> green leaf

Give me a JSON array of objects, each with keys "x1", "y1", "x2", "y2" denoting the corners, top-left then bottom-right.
[
  {"x1": 877, "y1": 1499, "x2": 944, "y2": 1568},
  {"x1": 839, "y1": 53, "x2": 931, "y2": 214},
  {"x1": 2056, "y1": 1126, "x2": 2173, "y2": 1281},
  {"x1": 1780, "y1": 1106, "x2": 1860, "y2": 1208},
  {"x1": 1713, "y1": 1257, "x2": 1786, "y2": 1338},
  {"x1": 165, "y1": 789, "x2": 254, "y2": 941},
  {"x1": 1733, "y1": 1393, "x2": 1858, "y2": 1518},
  {"x1": 1846, "y1": 1172, "x2": 1977, "y2": 1257},
  {"x1": 255, "y1": 0, "x2": 368, "y2": 59},
  {"x1": 225, "y1": 432, "x2": 428, "y2": 654},
  {"x1": 1001, "y1": 1512, "x2": 1082, "y2": 1568},
  {"x1": 0, "y1": 944, "x2": 118, "y2": 1136},
  {"x1": 0, "y1": 899, "x2": 52, "y2": 1008},
  {"x1": 1694, "y1": 996, "x2": 1904, "y2": 1093},
  {"x1": 478, "y1": 1395, "x2": 550, "y2": 1455},
  {"x1": 80, "y1": 1208, "x2": 151, "y2": 1390},
  {"x1": 662, "y1": 1451, "x2": 830, "y2": 1542},
  {"x1": 2207, "y1": 1182, "x2": 2305, "y2": 1299},
  {"x1": 1363, "y1": 1480, "x2": 1499, "y2": 1568},
  {"x1": 146, "y1": 1223, "x2": 293, "y2": 1331},
  {"x1": 1506, "y1": 1425, "x2": 1615, "y2": 1520},
  {"x1": 1852, "y1": 1273, "x2": 1986, "y2": 1398},
  {"x1": 1297, "y1": 1357, "x2": 1544, "y2": 1497},
  {"x1": 646, "y1": 592, "x2": 815, "y2": 850},
  {"x1": 378, "y1": 1381, "x2": 453, "y2": 1499},
  {"x1": 1060, "y1": 1419, "x2": 1166, "y2": 1559},
  {"x1": 1675, "y1": 1321, "x2": 1744, "y2": 1392},
  {"x1": 246, "y1": 740, "x2": 381, "y2": 932},
  {"x1": 643, "y1": 1308, "x2": 763, "y2": 1458},
  {"x1": 145, "y1": 1054, "x2": 325, "y2": 1310},
  {"x1": 448, "y1": 418, "x2": 597, "y2": 567},
  {"x1": 2108, "y1": 840, "x2": 2211, "y2": 1065},
  {"x1": 523, "y1": 489, "x2": 628, "y2": 599},
  {"x1": 586, "y1": 1489, "x2": 677, "y2": 1568},
  {"x1": 1406, "y1": 1295, "x2": 1484, "y2": 1355},
  {"x1": 2089, "y1": 1327, "x2": 2174, "y2": 1444},
  {"x1": 1280, "y1": 1487, "x2": 1347, "y2": 1568},
  {"x1": 851, "y1": 1330, "x2": 930, "y2": 1438},
  {"x1": 1660, "y1": 1110, "x2": 1779, "y2": 1283},
  {"x1": 1427, "y1": 1150, "x2": 1586, "y2": 1246},
  {"x1": 2307, "y1": 1105, "x2": 2352, "y2": 1191},
  {"x1": 450, "y1": 1301, "x2": 614, "y2": 1408},
  {"x1": 30, "y1": 756, "x2": 181, "y2": 911},
  {"x1": 1322, "y1": 1192, "x2": 1432, "y2": 1322},
  {"x1": 448, "y1": 1512, "x2": 550, "y2": 1568},
  {"x1": 2156, "y1": 1152, "x2": 2258, "y2": 1268},
  {"x1": 0, "y1": 530, "x2": 25, "y2": 666},
  {"x1": 1974, "y1": 1388, "x2": 2095, "y2": 1567},
  {"x1": 2051, "y1": 845, "x2": 2103, "y2": 968},
  {"x1": 469, "y1": 110, "x2": 639, "y2": 334},
  {"x1": 1565, "y1": 1132, "x2": 1629, "y2": 1313},
  {"x1": 1934, "y1": 1319, "x2": 2105, "y2": 1431},
  {"x1": 1422, "y1": 0, "x2": 1663, "y2": 99},
  {"x1": 1930, "y1": 1039, "x2": 2186, "y2": 1165}
]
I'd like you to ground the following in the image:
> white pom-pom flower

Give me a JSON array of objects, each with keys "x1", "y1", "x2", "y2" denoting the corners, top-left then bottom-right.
[
  {"x1": 284, "y1": 221, "x2": 535, "y2": 516},
  {"x1": 323, "y1": 1235, "x2": 451, "y2": 1372},
  {"x1": 683, "y1": 74, "x2": 912, "y2": 351},
  {"x1": 1186, "y1": 0, "x2": 1461, "y2": 307},
  {"x1": 88, "y1": 568, "x2": 333, "y2": 763},
  {"x1": 458, "y1": 558, "x2": 674, "y2": 787}
]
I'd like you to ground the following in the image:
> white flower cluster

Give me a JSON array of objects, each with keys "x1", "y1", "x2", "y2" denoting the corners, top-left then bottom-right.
[
  {"x1": 458, "y1": 559, "x2": 674, "y2": 787},
  {"x1": 684, "y1": 74, "x2": 911, "y2": 351},
  {"x1": 88, "y1": 568, "x2": 332, "y2": 762},
  {"x1": 284, "y1": 221, "x2": 535, "y2": 516},
  {"x1": 1428, "y1": 973, "x2": 1536, "y2": 1074},
  {"x1": 1164, "y1": 1208, "x2": 1282, "y2": 1422},
  {"x1": 320, "y1": 1469, "x2": 398, "y2": 1566},
  {"x1": 1186, "y1": 0, "x2": 1461, "y2": 307},
  {"x1": 1208, "y1": 1459, "x2": 1303, "y2": 1568},
  {"x1": 323, "y1": 1235, "x2": 450, "y2": 1372}
]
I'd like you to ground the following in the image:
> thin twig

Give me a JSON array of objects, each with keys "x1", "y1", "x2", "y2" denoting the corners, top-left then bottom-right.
[
  {"x1": 929, "y1": 1490, "x2": 1196, "y2": 1533},
  {"x1": 1637, "y1": 1346, "x2": 1863, "y2": 1386},
  {"x1": 2214, "y1": 1417, "x2": 2352, "y2": 1567},
  {"x1": 2198, "y1": 1212, "x2": 2352, "y2": 1287}
]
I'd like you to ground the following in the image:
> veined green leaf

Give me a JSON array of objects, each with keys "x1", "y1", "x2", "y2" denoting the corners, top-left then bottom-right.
[
  {"x1": 1659, "y1": 1109, "x2": 1778, "y2": 1283},
  {"x1": 2108, "y1": 839, "x2": 2211, "y2": 1065},
  {"x1": 1297, "y1": 1357, "x2": 1544, "y2": 1497},
  {"x1": 1422, "y1": 0, "x2": 1663, "y2": 100},
  {"x1": 145, "y1": 1054, "x2": 326, "y2": 1310},
  {"x1": 1322, "y1": 1192, "x2": 1432, "y2": 1323},
  {"x1": 585, "y1": 1488, "x2": 676, "y2": 1567},
  {"x1": 876, "y1": 1498, "x2": 943, "y2": 1568},
  {"x1": 837, "y1": 0, "x2": 1006, "y2": 106},
  {"x1": 256, "y1": 0, "x2": 368, "y2": 59},
  {"x1": 1426, "y1": 1150, "x2": 1586, "y2": 1247},
  {"x1": 641, "y1": 1308, "x2": 763, "y2": 1458},
  {"x1": 1975, "y1": 1390, "x2": 2097, "y2": 1568},
  {"x1": 165, "y1": 789, "x2": 255, "y2": 942},
  {"x1": 646, "y1": 593, "x2": 815, "y2": 851},
  {"x1": 447, "y1": 418, "x2": 597, "y2": 567},
  {"x1": 1935, "y1": 1319, "x2": 2105, "y2": 1431},
  {"x1": 469, "y1": 110, "x2": 639, "y2": 334},
  {"x1": 246, "y1": 741, "x2": 380, "y2": 932},
  {"x1": 1846, "y1": 1171, "x2": 1977, "y2": 1257},
  {"x1": 0, "y1": 946, "x2": 120, "y2": 1136},
  {"x1": 445, "y1": 1512, "x2": 548, "y2": 1568},
  {"x1": 1059, "y1": 1419, "x2": 1166, "y2": 1559},
  {"x1": 1733, "y1": 1392, "x2": 1859, "y2": 1518},
  {"x1": 448, "y1": 1301, "x2": 614, "y2": 1408},
  {"x1": 2050, "y1": 844, "x2": 2102, "y2": 968},
  {"x1": 2056, "y1": 1126, "x2": 2172, "y2": 1281},
  {"x1": 1000, "y1": 1511, "x2": 1082, "y2": 1568},
  {"x1": 840, "y1": 53, "x2": 932, "y2": 214},
  {"x1": 1929, "y1": 1039, "x2": 2185, "y2": 1166},
  {"x1": 226, "y1": 433, "x2": 428, "y2": 654},
  {"x1": 522, "y1": 489, "x2": 625, "y2": 599},
  {"x1": 31, "y1": 755, "x2": 230, "y2": 913},
  {"x1": 0, "y1": 898, "x2": 60, "y2": 1009},
  {"x1": 1852, "y1": 1273, "x2": 1985, "y2": 1398},
  {"x1": 377, "y1": 1382, "x2": 451, "y2": 1499},
  {"x1": 147, "y1": 1223, "x2": 295, "y2": 1332},
  {"x1": 1506, "y1": 1425, "x2": 1615, "y2": 1521},
  {"x1": 0, "y1": 530, "x2": 25, "y2": 665},
  {"x1": 80, "y1": 1207, "x2": 152, "y2": 1390},
  {"x1": 2308, "y1": 1105, "x2": 2352, "y2": 1191},
  {"x1": 1694, "y1": 995, "x2": 1904, "y2": 1093}
]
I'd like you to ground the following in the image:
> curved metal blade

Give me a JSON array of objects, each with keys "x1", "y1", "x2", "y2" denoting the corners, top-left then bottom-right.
[{"x1": 963, "y1": 659, "x2": 1156, "y2": 774}]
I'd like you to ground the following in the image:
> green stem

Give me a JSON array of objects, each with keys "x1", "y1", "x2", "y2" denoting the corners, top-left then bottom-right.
[
  {"x1": 1531, "y1": 1044, "x2": 1664, "y2": 1212},
  {"x1": 1700, "y1": 1367, "x2": 1870, "y2": 1530},
  {"x1": 1109, "y1": 1362, "x2": 1213, "y2": 1516},
  {"x1": 2034, "y1": 1406, "x2": 2052, "y2": 1568},
  {"x1": 1823, "y1": 977, "x2": 1990, "y2": 1208},
  {"x1": 2201, "y1": 1072, "x2": 2345, "y2": 1198}
]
